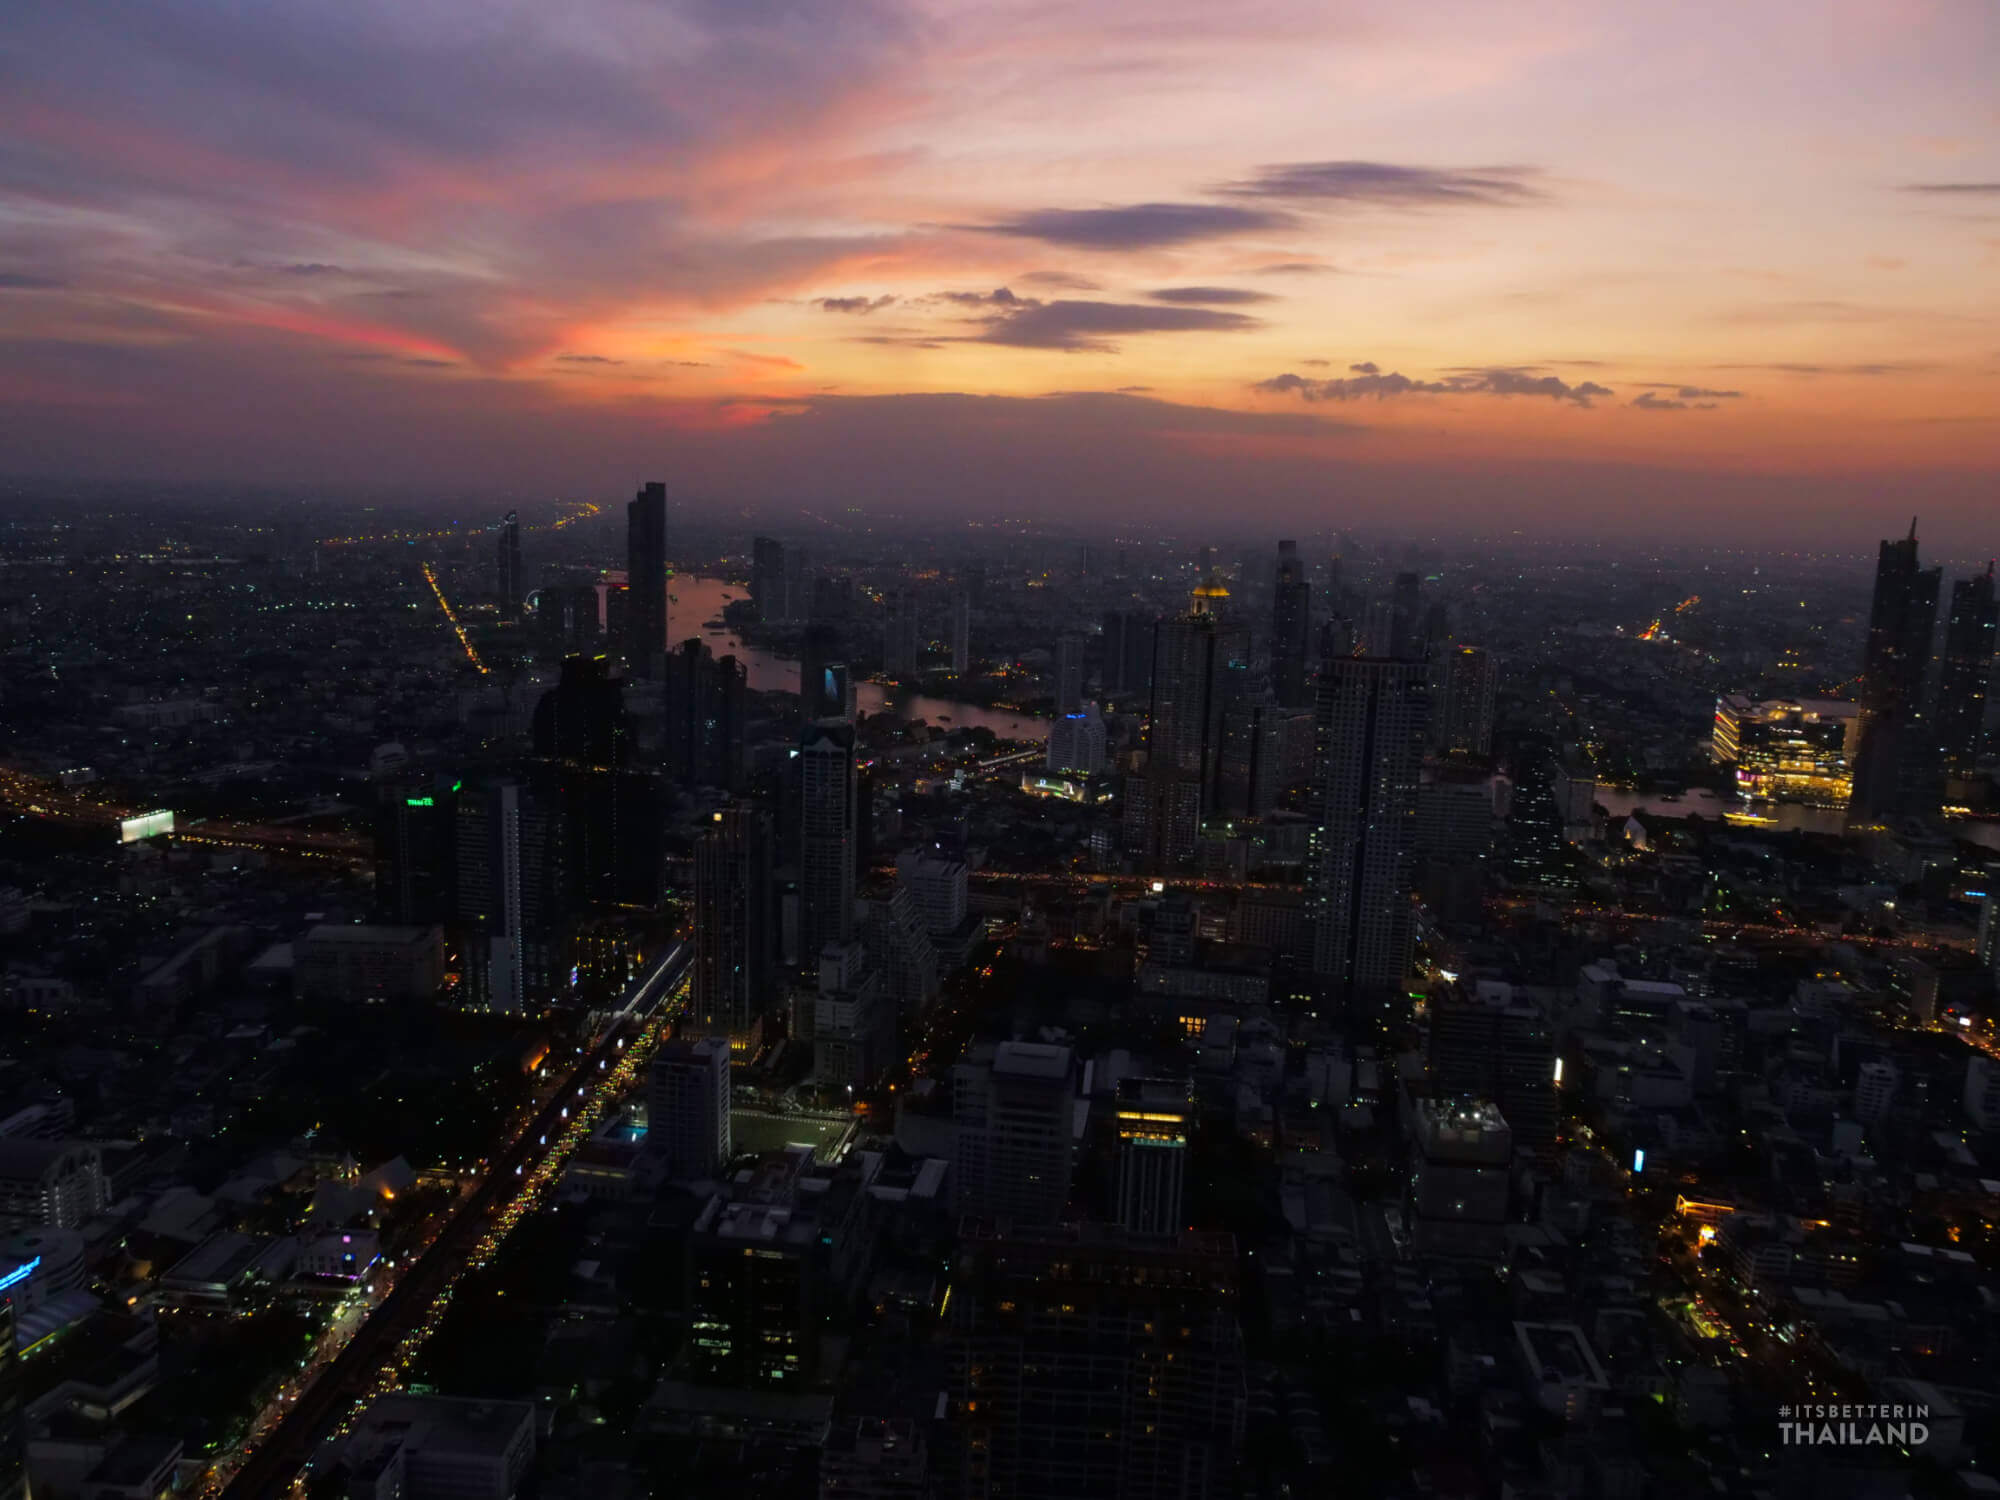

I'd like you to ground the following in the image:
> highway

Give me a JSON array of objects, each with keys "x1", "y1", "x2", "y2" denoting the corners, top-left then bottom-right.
[{"x1": 209, "y1": 942, "x2": 692, "y2": 1500}]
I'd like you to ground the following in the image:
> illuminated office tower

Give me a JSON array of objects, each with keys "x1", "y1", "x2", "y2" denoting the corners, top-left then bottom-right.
[
  {"x1": 1852, "y1": 520, "x2": 1941, "y2": 820},
  {"x1": 495, "y1": 509, "x2": 522, "y2": 620},
  {"x1": 623, "y1": 481, "x2": 669, "y2": 678},
  {"x1": 693, "y1": 807, "x2": 774, "y2": 1042},
  {"x1": 1271, "y1": 539, "x2": 1312, "y2": 709},
  {"x1": 1937, "y1": 564, "x2": 1997, "y2": 778},
  {"x1": 1307, "y1": 655, "x2": 1429, "y2": 1005},
  {"x1": 1115, "y1": 1076, "x2": 1194, "y2": 1236},
  {"x1": 798, "y1": 721, "x2": 858, "y2": 974}
]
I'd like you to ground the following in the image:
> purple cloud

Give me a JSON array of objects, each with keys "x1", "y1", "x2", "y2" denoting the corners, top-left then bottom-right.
[{"x1": 974, "y1": 202, "x2": 1297, "y2": 249}]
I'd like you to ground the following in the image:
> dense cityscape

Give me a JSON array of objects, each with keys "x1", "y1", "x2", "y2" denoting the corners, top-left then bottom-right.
[{"x1": 0, "y1": 485, "x2": 1995, "y2": 1499}]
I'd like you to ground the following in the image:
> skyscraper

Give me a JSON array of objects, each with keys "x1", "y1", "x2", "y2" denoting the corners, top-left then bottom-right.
[
  {"x1": 950, "y1": 591, "x2": 971, "y2": 675},
  {"x1": 798, "y1": 720, "x2": 858, "y2": 973},
  {"x1": 799, "y1": 621, "x2": 853, "y2": 722},
  {"x1": 623, "y1": 481, "x2": 669, "y2": 678},
  {"x1": 883, "y1": 590, "x2": 922, "y2": 676},
  {"x1": 374, "y1": 777, "x2": 455, "y2": 925},
  {"x1": 1124, "y1": 577, "x2": 1250, "y2": 865},
  {"x1": 454, "y1": 780, "x2": 525, "y2": 1014},
  {"x1": 693, "y1": 807, "x2": 774, "y2": 1042},
  {"x1": 951, "y1": 1041, "x2": 1074, "y2": 1225},
  {"x1": 1271, "y1": 539, "x2": 1312, "y2": 709},
  {"x1": 1307, "y1": 655, "x2": 1429, "y2": 1005},
  {"x1": 1937, "y1": 564, "x2": 1996, "y2": 779},
  {"x1": 666, "y1": 638, "x2": 747, "y2": 791},
  {"x1": 1431, "y1": 644, "x2": 1497, "y2": 757},
  {"x1": 649, "y1": 1036, "x2": 732, "y2": 1179},
  {"x1": 1428, "y1": 987, "x2": 1556, "y2": 1165},
  {"x1": 1114, "y1": 1076, "x2": 1194, "y2": 1236},
  {"x1": 1101, "y1": 610, "x2": 1157, "y2": 701},
  {"x1": 495, "y1": 509, "x2": 522, "y2": 621},
  {"x1": 1390, "y1": 570, "x2": 1424, "y2": 660},
  {"x1": 947, "y1": 1222, "x2": 1245, "y2": 1500},
  {"x1": 1054, "y1": 633, "x2": 1085, "y2": 715},
  {"x1": 530, "y1": 655, "x2": 662, "y2": 913},
  {"x1": 751, "y1": 535, "x2": 793, "y2": 623},
  {"x1": 1852, "y1": 520, "x2": 1942, "y2": 820}
]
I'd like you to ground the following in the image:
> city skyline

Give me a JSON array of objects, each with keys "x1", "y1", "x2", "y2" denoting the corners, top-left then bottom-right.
[{"x1": 2, "y1": 1, "x2": 1996, "y2": 540}]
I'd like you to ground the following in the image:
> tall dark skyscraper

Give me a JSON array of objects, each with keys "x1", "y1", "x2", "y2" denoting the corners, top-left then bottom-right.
[
  {"x1": 1937, "y1": 564, "x2": 1996, "y2": 779},
  {"x1": 666, "y1": 638, "x2": 747, "y2": 790},
  {"x1": 495, "y1": 509, "x2": 522, "y2": 620},
  {"x1": 1101, "y1": 609, "x2": 1157, "y2": 701},
  {"x1": 1307, "y1": 654, "x2": 1429, "y2": 1006},
  {"x1": 624, "y1": 481, "x2": 669, "y2": 678},
  {"x1": 374, "y1": 776, "x2": 456, "y2": 925},
  {"x1": 531, "y1": 656, "x2": 663, "y2": 914},
  {"x1": 455, "y1": 779, "x2": 526, "y2": 1013},
  {"x1": 1852, "y1": 520, "x2": 1942, "y2": 820},
  {"x1": 693, "y1": 806, "x2": 774, "y2": 1042},
  {"x1": 1389, "y1": 570, "x2": 1424, "y2": 660},
  {"x1": 751, "y1": 535, "x2": 805, "y2": 624},
  {"x1": 1270, "y1": 538, "x2": 1312, "y2": 708},
  {"x1": 1123, "y1": 579, "x2": 1248, "y2": 867},
  {"x1": 798, "y1": 720, "x2": 858, "y2": 973},
  {"x1": 1431, "y1": 644, "x2": 1498, "y2": 757},
  {"x1": 947, "y1": 1223, "x2": 1245, "y2": 1500},
  {"x1": 1054, "y1": 632, "x2": 1085, "y2": 715}
]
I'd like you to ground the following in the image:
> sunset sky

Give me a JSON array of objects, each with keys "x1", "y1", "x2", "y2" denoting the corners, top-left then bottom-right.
[{"x1": 2, "y1": 0, "x2": 1996, "y2": 541}]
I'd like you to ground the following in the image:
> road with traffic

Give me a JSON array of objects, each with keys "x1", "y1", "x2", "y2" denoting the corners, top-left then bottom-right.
[{"x1": 210, "y1": 942, "x2": 692, "y2": 1500}]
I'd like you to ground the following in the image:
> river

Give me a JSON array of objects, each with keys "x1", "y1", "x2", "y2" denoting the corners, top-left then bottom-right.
[{"x1": 668, "y1": 574, "x2": 1049, "y2": 742}]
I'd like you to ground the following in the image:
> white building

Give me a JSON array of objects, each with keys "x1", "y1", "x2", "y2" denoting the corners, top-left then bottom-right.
[{"x1": 649, "y1": 1037, "x2": 732, "y2": 1180}]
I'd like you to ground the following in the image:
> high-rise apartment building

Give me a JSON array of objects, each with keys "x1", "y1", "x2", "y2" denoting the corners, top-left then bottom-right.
[
  {"x1": 947, "y1": 1223, "x2": 1245, "y2": 1500},
  {"x1": 1852, "y1": 520, "x2": 1942, "y2": 820},
  {"x1": 1271, "y1": 539, "x2": 1312, "y2": 709},
  {"x1": 649, "y1": 1036, "x2": 732, "y2": 1180},
  {"x1": 623, "y1": 481, "x2": 669, "y2": 678},
  {"x1": 1430, "y1": 645, "x2": 1496, "y2": 757},
  {"x1": 1114, "y1": 1076, "x2": 1194, "y2": 1236},
  {"x1": 798, "y1": 721, "x2": 859, "y2": 973},
  {"x1": 375, "y1": 777, "x2": 455, "y2": 926},
  {"x1": 1306, "y1": 656, "x2": 1428, "y2": 1005},
  {"x1": 693, "y1": 807, "x2": 774, "y2": 1043},
  {"x1": 952, "y1": 1041, "x2": 1073, "y2": 1226},
  {"x1": 1937, "y1": 564, "x2": 1996, "y2": 779}
]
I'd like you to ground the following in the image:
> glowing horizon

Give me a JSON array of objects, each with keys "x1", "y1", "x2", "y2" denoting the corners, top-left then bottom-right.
[{"x1": 1, "y1": 0, "x2": 1995, "y2": 539}]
